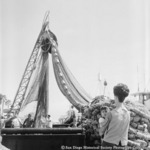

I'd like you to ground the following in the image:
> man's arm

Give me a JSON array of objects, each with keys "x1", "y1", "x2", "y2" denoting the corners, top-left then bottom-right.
[
  {"x1": 23, "y1": 119, "x2": 27, "y2": 126},
  {"x1": 99, "y1": 112, "x2": 112, "y2": 136}
]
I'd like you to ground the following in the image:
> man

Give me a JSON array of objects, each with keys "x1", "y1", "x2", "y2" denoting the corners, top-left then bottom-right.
[
  {"x1": 23, "y1": 114, "x2": 34, "y2": 128},
  {"x1": 39, "y1": 113, "x2": 47, "y2": 128},
  {"x1": 100, "y1": 83, "x2": 130, "y2": 150},
  {"x1": 11, "y1": 112, "x2": 22, "y2": 128},
  {"x1": 4, "y1": 113, "x2": 14, "y2": 128},
  {"x1": 64, "y1": 105, "x2": 76, "y2": 127},
  {"x1": 46, "y1": 114, "x2": 52, "y2": 128}
]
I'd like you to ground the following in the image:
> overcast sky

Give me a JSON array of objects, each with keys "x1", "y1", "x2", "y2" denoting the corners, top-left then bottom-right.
[{"x1": 1, "y1": 0, "x2": 150, "y2": 120}]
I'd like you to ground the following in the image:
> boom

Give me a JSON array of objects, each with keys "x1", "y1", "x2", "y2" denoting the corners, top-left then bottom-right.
[{"x1": 9, "y1": 12, "x2": 50, "y2": 114}]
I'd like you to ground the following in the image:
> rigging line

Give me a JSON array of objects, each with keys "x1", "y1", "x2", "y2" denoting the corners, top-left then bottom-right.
[
  {"x1": 42, "y1": 11, "x2": 50, "y2": 26},
  {"x1": 145, "y1": 78, "x2": 150, "y2": 91},
  {"x1": 137, "y1": 65, "x2": 140, "y2": 92}
]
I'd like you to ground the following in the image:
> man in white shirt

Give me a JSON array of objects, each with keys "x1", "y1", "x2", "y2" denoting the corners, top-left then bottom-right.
[
  {"x1": 11, "y1": 113, "x2": 22, "y2": 128},
  {"x1": 99, "y1": 106, "x2": 109, "y2": 128},
  {"x1": 46, "y1": 114, "x2": 52, "y2": 128}
]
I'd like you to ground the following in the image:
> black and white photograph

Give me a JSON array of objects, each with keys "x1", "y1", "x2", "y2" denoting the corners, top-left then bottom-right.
[{"x1": 0, "y1": 0, "x2": 150, "y2": 150}]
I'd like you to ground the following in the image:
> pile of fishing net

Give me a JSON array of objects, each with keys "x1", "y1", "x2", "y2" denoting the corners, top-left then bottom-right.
[
  {"x1": 79, "y1": 95, "x2": 150, "y2": 149},
  {"x1": 127, "y1": 100, "x2": 150, "y2": 149}
]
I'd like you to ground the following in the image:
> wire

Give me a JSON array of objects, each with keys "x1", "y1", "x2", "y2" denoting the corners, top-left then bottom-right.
[{"x1": 42, "y1": 11, "x2": 50, "y2": 27}]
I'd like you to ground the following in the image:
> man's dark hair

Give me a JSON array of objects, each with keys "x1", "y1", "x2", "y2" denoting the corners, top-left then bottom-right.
[
  {"x1": 100, "y1": 106, "x2": 109, "y2": 112},
  {"x1": 113, "y1": 83, "x2": 129, "y2": 102}
]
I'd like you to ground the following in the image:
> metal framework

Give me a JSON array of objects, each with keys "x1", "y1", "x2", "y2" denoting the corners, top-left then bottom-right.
[{"x1": 9, "y1": 12, "x2": 50, "y2": 114}]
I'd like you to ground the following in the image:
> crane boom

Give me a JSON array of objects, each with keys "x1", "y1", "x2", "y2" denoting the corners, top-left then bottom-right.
[{"x1": 10, "y1": 12, "x2": 50, "y2": 114}]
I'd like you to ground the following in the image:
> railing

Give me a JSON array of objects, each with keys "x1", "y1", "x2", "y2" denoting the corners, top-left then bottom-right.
[{"x1": 1, "y1": 128, "x2": 85, "y2": 150}]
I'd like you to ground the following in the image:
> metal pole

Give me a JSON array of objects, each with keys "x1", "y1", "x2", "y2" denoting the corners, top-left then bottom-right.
[{"x1": 0, "y1": 95, "x2": 4, "y2": 135}]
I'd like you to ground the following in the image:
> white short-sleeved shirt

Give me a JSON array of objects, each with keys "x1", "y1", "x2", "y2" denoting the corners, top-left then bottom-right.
[
  {"x1": 100, "y1": 106, "x2": 130, "y2": 146},
  {"x1": 99, "y1": 117, "x2": 105, "y2": 128},
  {"x1": 12, "y1": 118, "x2": 22, "y2": 128}
]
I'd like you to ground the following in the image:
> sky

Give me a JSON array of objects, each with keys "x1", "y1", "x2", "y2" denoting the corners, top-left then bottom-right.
[{"x1": 0, "y1": 0, "x2": 150, "y2": 121}]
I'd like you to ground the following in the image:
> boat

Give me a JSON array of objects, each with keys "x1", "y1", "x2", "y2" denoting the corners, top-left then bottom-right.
[{"x1": 131, "y1": 92, "x2": 150, "y2": 110}]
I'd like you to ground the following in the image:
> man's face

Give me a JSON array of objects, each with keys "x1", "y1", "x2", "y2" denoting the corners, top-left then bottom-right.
[
  {"x1": 10, "y1": 113, "x2": 14, "y2": 117},
  {"x1": 97, "y1": 114, "x2": 100, "y2": 119},
  {"x1": 101, "y1": 110, "x2": 107, "y2": 118}
]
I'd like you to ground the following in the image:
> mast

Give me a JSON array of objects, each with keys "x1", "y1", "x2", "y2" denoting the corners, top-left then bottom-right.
[
  {"x1": 144, "y1": 1, "x2": 150, "y2": 91},
  {"x1": 98, "y1": 73, "x2": 102, "y2": 96}
]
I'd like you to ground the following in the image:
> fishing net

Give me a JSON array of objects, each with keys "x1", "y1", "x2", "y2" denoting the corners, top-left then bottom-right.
[
  {"x1": 21, "y1": 51, "x2": 49, "y2": 128},
  {"x1": 80, "y1": 96, "x2": 150, "y2": 149},
  {"x1": 51, "y1": 46, "x2": 92, "y2": 111}
]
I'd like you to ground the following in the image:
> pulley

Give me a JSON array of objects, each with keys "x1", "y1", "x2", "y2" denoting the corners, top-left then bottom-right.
[
  {"x1": 41, "y1": 30, "x2": 58, "y2": 53},
  {"x1": 41, "y1": 31, "x2": 52, "y2": 53}
]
